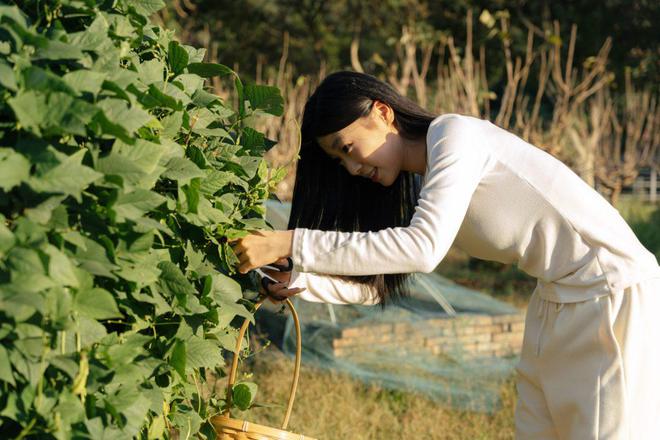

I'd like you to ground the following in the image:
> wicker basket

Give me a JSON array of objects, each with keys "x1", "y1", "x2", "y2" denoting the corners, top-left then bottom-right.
[{"x1": 211, "y1": 298, "x2": 317, "y2": 440}]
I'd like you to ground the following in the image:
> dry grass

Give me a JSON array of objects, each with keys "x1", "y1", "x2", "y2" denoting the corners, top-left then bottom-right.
[{"x1": 224, "y1": 349, "x2": 517, "y2": 440}]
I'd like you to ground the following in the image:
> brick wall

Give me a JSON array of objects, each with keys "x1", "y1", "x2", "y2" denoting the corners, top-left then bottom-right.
[{"x1": 332, "y1": 313, "x2": 525, "y2": 359}]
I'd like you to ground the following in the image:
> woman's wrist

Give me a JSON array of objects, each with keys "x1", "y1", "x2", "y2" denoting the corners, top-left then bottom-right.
[{"x1": 281, "y1": 230, "x2": 294, "y2": 258}]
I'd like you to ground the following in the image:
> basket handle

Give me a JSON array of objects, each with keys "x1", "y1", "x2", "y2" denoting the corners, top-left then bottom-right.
[{"x1": 222, "y1": 297, "x2": 302, "y2": 430}]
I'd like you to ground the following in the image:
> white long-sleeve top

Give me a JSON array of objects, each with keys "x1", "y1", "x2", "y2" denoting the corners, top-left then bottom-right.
[{"x1": 288, "y1": 114, "x2": 660, "y2": 305}]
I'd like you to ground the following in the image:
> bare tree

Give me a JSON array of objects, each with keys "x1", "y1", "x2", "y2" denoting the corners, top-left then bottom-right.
[{"x1": 595, "y1": 72, "x2": 660, "y2": 205}]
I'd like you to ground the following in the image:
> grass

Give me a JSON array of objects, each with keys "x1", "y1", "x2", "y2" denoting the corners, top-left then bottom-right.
[
  {"x1": 616, "y1": 197, "x2": 660, "y2": 260},
  {"x1": 220, "y1": 349, "x2": 517, "y2": 440}
]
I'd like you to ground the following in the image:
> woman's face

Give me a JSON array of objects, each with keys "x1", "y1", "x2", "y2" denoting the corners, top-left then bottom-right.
[{"x1": 317, "y1": 101, "x2": 403, "y2": 187}]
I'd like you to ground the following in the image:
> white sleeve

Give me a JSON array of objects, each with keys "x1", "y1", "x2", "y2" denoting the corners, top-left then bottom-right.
[
  {"x1": 287, "y1": 266, "x2": 380, "y2": 305},
  {"x1": 291, "y1": 114, "x2": 490, "y2": 275}
]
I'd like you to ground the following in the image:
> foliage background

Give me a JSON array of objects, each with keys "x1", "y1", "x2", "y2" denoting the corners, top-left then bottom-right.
[{"x1": 168, "y1": 0, "x2": 658, "y2": 89}]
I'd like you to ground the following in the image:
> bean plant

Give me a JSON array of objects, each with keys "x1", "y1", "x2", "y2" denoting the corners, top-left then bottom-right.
[{"x1": 0, "y1": 0, "x2": 287, "y2": 438}]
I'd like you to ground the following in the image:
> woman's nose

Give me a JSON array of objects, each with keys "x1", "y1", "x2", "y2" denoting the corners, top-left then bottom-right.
[{"x1": 343, "y1": 158, "x2": 362, "y2": 176}]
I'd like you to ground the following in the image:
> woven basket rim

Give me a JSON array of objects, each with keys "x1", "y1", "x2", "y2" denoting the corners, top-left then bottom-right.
[{"x1": 211, "y1": 414, "x2": 317, "y2": 440}]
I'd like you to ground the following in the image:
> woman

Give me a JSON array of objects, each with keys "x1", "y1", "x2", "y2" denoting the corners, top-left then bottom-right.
[{"x1": 229, "y1": 71, "x2": 660, "y2": 439}]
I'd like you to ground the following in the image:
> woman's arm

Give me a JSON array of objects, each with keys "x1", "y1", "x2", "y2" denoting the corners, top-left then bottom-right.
[
  {"x1": 287, "y1": 267, "x2": 380, "y2": 305},
  {"x1": 292, "y1": 115, "x2": 491, "y2": 276}
]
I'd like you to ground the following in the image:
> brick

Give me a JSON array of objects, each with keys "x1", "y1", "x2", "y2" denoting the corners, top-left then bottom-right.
[
  {"x1": 475, "y1": 342, "x2": 494, "y2": 352},
  {"x1": 340, "y1": 327, "x2": 365, "y2": 339},
  {"x1": 461, "y1": 314, "x2": 495, "y2": 326},
  {"x1": 427, "y1": 318, "x2": 454, "y2": 329},
  {"x1": 341, "y1": 324, "x2": 393, "y2": 339},
  {"x1": 492, "y1": 333, "x2": 524, "y2": 344},
  {"x1": 393, "y1": 322, "x2": 412, "y2": 335},
  {"x1": 332, "y1": 338, "x2": 353, "y2": 348},
  {"x1": 453, "y1": 325, "x2": 477, "y2": 336},
  {"x1": 476, "y1": 324, "x2": 502, "y2": 334},
  {"x1": 492, "y1": 313, "x2": 525, "y2": 324},
  {"x1": 429, "y1": 346, "x2": 442, "y2": 355}
]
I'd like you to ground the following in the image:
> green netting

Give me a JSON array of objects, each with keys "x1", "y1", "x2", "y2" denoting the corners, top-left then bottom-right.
[{"x1": 263, "y1": 200, "x2": 524, "y2": 413}]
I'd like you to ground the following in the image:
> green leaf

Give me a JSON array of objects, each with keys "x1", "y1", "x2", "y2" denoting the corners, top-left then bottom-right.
[
  {"x1": 8, "y1": 90, "x2": 100, "y2": 137},
  {"x1": 232, "y1": 382, "x2": 258, "y2": 411},
  {"x1": 44, "y1": 245, "x2": 79, "y2": 288},
  {"x1": 162, "y1": 157, "x2": 205, "y2": 183},
  {"x1": 240, "y1": 127, "x2": 265, "y2": 152},
  {"x1": 102, "y1": 333, "x2": 151, "y2": 367},
  {"x1": 29, "y1": 149, "x2": 102, "y2": 202},
  {"x1": 157, "y1": 261, "x2": 196, "y2": 306},
  {"x1": 74, "y1": 237, "x2": 120, "y2": 280},
  {"x1": 106, "y1": 387, "x2": 152, "y2": 437},
  {"x1": 122, "y1": 0, "x2": 166, "y2": 16},
  {"x1": 210, "y1": 273, "x2": 243, "y2": 303},
  {"x1": 136, "y1": 59, "x2": 165, "y2": 84},
  {"x1": 181, "y1": 45, "x2": 206, "y2": 63},
  {"x1": 244, "y1": 84, "x2": 284, "y2": 116},
  {"x1": 186, "y1": 62, "x2": 233, "y2": 78},
  {"x1": 68, "y1": 15, "x2": 110, "y2": 51},
  {"x1": 188, "y1": 107, "x2": 217, "y2": 130},
  {"x1": 113, "y1": 189, "x2": 166, "y2": 220},
  {"x1": 0, "y1": 148, "x2": 30, "y2": 191},
  {"x1": 191, "y1": 88, "x2": 224, "y2": 108},
  {"x1": 45, "y1": 93, "x2": 99, "y2": 136},
  {"x1": 44, "y1": 286, "x2": 73, "y2": 330},
  {"x1": 95, "y1": 98, "x2": 153, "y2": 137},
  {"x1": 76, "y1": 315, "x2": 108, "y2": 347},
  {"x1": 160, "y1": 111, "x2": 183, "y2": 137},
  {"x1": 61, "y1": 231, "x2": 87, "y2": 250},
  {"x1": 22, "y1": 65, "x2": 76, "y2": 94},
  {"x1": 115, "y1": 249, "x2": 162, "y2": 286},
  {"x1": 54, "y1": 391, "x2": 85, "y2": 425},
  {"x1": 0, "y1": 345, "x2": 15, "y2": 386},
  {"x1": 74, "y1": 287, "x2": 122, "y2": 320},
  {"x1": 170, "y1": 339, "x2": 186, "y2": 379},
  {"x1": 35, "y1": 39, "x2": 84, "y2": 61},
  {"x1": 0, "y1": 60, "x2": 17, "y2": 91},
  {"x1": 7, "y1": 90, "x2": 46, "y2": 135},
  {"x1": 6, "y1": 247, "x2": 51, "y2": 292},
  {"x1": 168, "y1": 41, "x2": 189, "y2": 75},
  {"x1": 147, "y1": 414, "x2": 166, "y2": 440},
  {"x1": 236, "y1": 155, "x2": 262, "y2": 179},
  {"x1": 0, "y1": 216, "x2": 15, "y2": 255},
  {"x1": 62, "y1": 70, "x2": 107, "y2": 96},
  {"x1": 98, "y1": 139, "x2": 165, "y2": 189},
  {"x1": 24, "y1": 195, "x2": 67, "y2": 225},
  {"x1": 181, "y1": 179, "x2": 200, "y2": 213},
  {"x1": 185, "y1": 336, "x2": 223, "y2": 370},
  {"x1": 141, "y1": 83, "x2": 183, "y2": 110},
  {"x1": 0, "y1": 5, "x2": 28, "y2": 29},
  {"x1": 217, "y1": 301, "x2": 253, "y2": 328},
  {"x1": 174, "y1": 73, "x2": 204, "y2": 95},
  {"x1": 182, "y1": 197, "x2": 231, "y2": 226}
]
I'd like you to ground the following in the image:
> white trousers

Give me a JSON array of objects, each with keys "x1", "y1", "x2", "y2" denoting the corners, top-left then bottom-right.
[{"x1": 514, "y1": 276, "x2": 660, "y2": 439}]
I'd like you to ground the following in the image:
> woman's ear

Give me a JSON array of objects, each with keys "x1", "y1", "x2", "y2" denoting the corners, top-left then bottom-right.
[{"x1": 372, "y1": 100, "x2": 396, "y2": 127}]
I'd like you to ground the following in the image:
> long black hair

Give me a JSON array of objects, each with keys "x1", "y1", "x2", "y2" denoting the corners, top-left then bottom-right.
[{"x1": 287, "y1": 71, "x2": 436, "y2": 306}]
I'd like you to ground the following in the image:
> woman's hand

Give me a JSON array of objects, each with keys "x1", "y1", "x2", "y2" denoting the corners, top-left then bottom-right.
[
  {"x1": 229, "y1": 230, "x2": 294, "y2": 274},
  {"x1": 258, "y1": 258, "x2": 306, "y2": 303}
]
